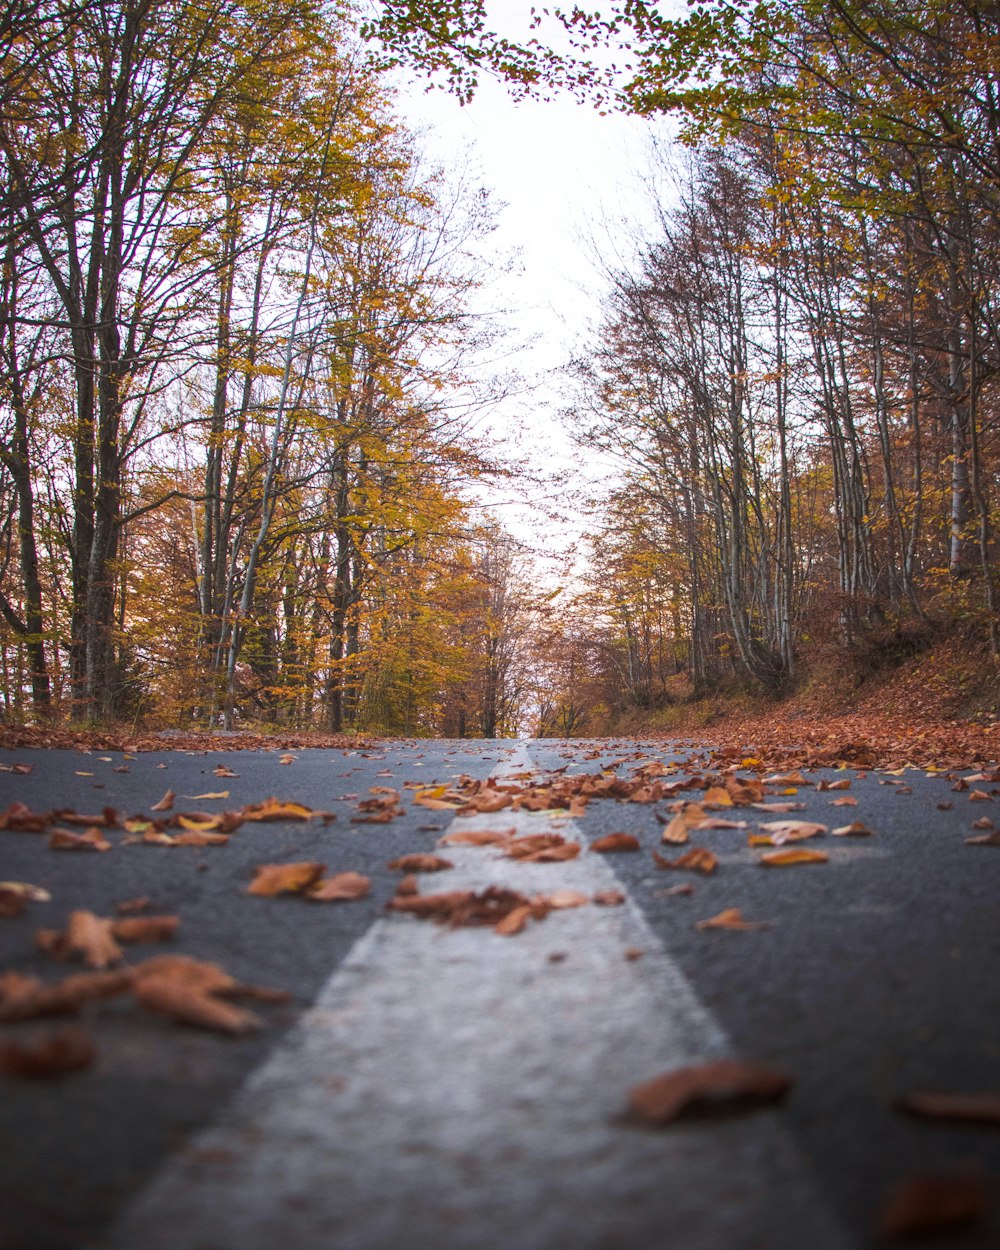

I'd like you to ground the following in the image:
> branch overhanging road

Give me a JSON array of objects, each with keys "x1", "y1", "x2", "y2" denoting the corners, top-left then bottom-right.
[{"x1": 1, "y1": 736, "x2": 999, "y2": 1249}]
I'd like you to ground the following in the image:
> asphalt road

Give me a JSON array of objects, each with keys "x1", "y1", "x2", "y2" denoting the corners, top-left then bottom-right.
[{"x1": 1, "y1": 736, "x2": 999, "y2": 1250}]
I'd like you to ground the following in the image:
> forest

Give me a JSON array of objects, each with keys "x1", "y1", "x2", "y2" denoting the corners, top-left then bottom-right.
[{"x1": 1, "y1": 0, "x2": 999, "y2": 736}]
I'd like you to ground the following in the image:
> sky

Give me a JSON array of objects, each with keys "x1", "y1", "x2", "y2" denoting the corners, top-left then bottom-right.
[{"x1": 392, "y1": 60, "x2": 665, "y2": 570}]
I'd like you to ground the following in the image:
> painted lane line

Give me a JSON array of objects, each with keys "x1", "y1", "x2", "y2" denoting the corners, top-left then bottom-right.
[{"x1": 107, "y1": 743, "x2": 851, "y2": 1250}]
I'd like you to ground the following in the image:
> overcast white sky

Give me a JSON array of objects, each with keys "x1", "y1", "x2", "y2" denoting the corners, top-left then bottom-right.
[{"x1": 394, "y1": 69, "x2": 663, "y2": 566}]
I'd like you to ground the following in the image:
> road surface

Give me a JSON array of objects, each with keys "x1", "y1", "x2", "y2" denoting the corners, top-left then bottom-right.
[{"x1": 1, "y1": 736, "x2": 998, "y2": 1249}]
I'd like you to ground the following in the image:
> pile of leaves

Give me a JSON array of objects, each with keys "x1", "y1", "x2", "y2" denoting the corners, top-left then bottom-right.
[{"x1": 0, "y1": 726, "x2": 375, "y2": 754}]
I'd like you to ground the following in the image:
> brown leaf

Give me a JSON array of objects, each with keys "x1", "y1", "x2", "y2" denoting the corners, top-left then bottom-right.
[
  {"x1": 438, "y1": 828, "x2": 513, "y2": 846},
  {"x1": 65, "y1": 910, "x2": 123, "y2": 968},
  {"x1": 593, "y1": 889, "x2": 626, "y2": 906},
  {"x1": 970, "y1": 816, "x2": 994, "y2": 830},
  {"x1": 53, "y1": 806, "x2": 118, "y2": 827},
  {"x1": 544, "y1": 889, "x2": 590, "y2": 909},
  {"x1": 829, "y1": 796, "x2": 859, "y2": 807},
  {"x1": 247, "y1": 861, "x2": 326, "y2": 896},
  {"x1": 110, "y1": 915, "x2": 179, "y2": 944},
  {"x1": 0, "y1": 889, "x2": 26, "y2": 917},
  {"x1": 758, "y1": 820, "x2": 827, "y2": 843},
  {"x1": 306, "y1": 872, "x2": 371, "y2": 901},
  {"x1": 0, "y1": 968, "x2": 135, "y2": 1021},
  {"x1": 969, "y1": 790, "x2": 992, "y2": 802},
  {"x1": 724, "y1": 776, "x2": 764, "y2": 805},
  {"x1": 134, "y1": 977, "x2": 262, "y2": 1036},
  {"x1": 590, "y1": 833, "x2": 640, "y2": 853},
  {"x1": 389, "y1": 886, "x2": 535, "y2": 931},
  {"x1": 966, "y1": 828, "x2": 1000, "y2": 846},
  {"x1": 690, "y1": 817, "x2": 748, "y2": 830},
  {"x1": 877, "y1": 1172, "x2": 987, "y2": 1238},
  {"x1": 503, "y1": 834, "x2": 581, "y2": 862},
  {"x1": 831, "y1": 821, "x2": 875, "y2": 837},
  {"x1": 653, "y1": 847, "x2": 718, "y2": 874},
  {"x1": 895, "y1": 1091, "x2": 1000, "y2": 1124},
  {"x1": 115, "y1": 896, "x2": 151, "y2": 914},
  {"x1": 239, "y1": 797, "x2": 320, "y2": 822},
  {"x1": 0, "y1": 1026, "x2": 97, "y2": 1078},
  {"x1": 758, "y1": 848, "x2": 829, "y2": 867},
  {"x1": 0, "y1": 801, "x2": 51, "y2": 831},
  {"x1": 395, "y1": 874, "x2": 419, "y2": 897},
  {"x1": 213, "y1": 766, "x2": 239, "y2": 778},
  {"x1": 750, "y1": 802, "x2": 806, "y2": 814},
  {"x1": 494, "y1": 904, "x2": 532, "y2": 936},
  {"x1": 696, "y1": 907, "x2": 769, "y2": 931},
  {"x1": 661, "y1": 813, "x2": 691, "y2": 845},
  {"x1": 702, "y1": 786, "x2": 734, "y2": 809},
  {"x1": 133, "y1": 955, "x2": 235, "y2": 994},
  {"x1": 817, "y1": 778, "x2": 852, "y2": 791},
  {"x1": 48, "y1": 827, "x2": 111, "y2": 852},
  {"x1": 151, "y1": 789, "x2": 175, "y2": 812},
  {"x1": 386, "y1": 853, "x2": 454, "y2": 872},
  {"x1": 628, "y1": 1059, "x2": 792, "y2": 1124}
]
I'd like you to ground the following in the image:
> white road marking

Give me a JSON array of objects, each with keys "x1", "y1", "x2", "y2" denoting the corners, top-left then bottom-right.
[{"x1": 107, "y1": 744, "x2": 851, "y2": 1250}]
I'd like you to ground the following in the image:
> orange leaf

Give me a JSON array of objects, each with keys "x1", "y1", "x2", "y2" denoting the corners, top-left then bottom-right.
[
  {"x1": 896, "y1": 1091, "x2": 1000, "y2": 1124},
  {"x1": 134, "y1": 978, "x2": 262, "y2": 1035},
  {"x1": 544, "y1": 889, "x2": 590, "y2": 909},
  {"x1": 593, "y1": 889, "x2": 625, "y2": 906},
  {"x1": 247, "y1": 861, "x2": 326, "y2": 896},
  {"x1": 661, "y1": 814, "x2": 691, "y2": 845},
  {"x1": 696, "y1": 907, "x2": 768, "y2": 931},
  {"x1": 877, "y1": 1172, "x2": 987, "y2": 1238},
  {"x1": 307, "y1": 872, "x2": 371, "y2": 902},
  {"x1": 150, "y1": 789, "x2": 175, "y2": 812},
  {"x1": 49, "y1": 827, "x2": 111, "y2": 852},
  {"x1": 653, "y1": 847, "x2": 718, "y2": 874},
  {"x1": 758, "y1": 849, "x2": 829, "y2": 866},
  {"x1": 628, "y1": 1059, "x2": 792, "y2": 1124},
  {"x1": 494, "y1": 904, "x2": 532, "y2": 936},
  {"x1": 386, "y1": 853, "x2": 454, "y2": 872},
  {"x1": 757, "y1": 820, "x2": 826, "y2": 843},
  {"x1": 590, "y1": 833, "x2": 640, "y2": 852},
  {"x1": 110, "y1": 916, "x2": 179, "y2": 944},
  {"x1": 702, "y1": 786, "x2": 734, "y2": 808},
  {"x1": 831, "y1": 822, "x2": 875, "y2": 837},
  {"x1": 438, "y1": 828, "x2": 513, "y2": 846},
  {"x1": 239, "y1": 798, "x2": 319, "y2": 822},
  {"x1": 65, "y1": 910, "x2": 123, "y2": 968}
]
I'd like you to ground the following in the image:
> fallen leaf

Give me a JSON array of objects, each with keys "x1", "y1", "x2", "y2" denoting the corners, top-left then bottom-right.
[
  {"x1": 213, "y1": 766, "x2": 239, "y2": 778},
  {"x1": 389, "y1": 886, "x2": 539, "y2": 932},
  {"x1": 66, "y1": 910, "x2": 123, "y2": 968},
  {"x1": 48, "y1": 827, "x2": 111, "y2": 852},
  {"x1": 965, "y1": 829, "x2": 1000, "y2": 846},
  {"x1": 239, "y1": 798, "x2": 323, "y2": 822},
  {"x1": 750, "y1": 801, "x2": 806, "y2": 813},
  {"x1": 659, "y1": 883, "x2": 694, "y2": 897},
  {"x1": 134, "y1": 977, "x2": 262, "y2": 1035},
  {"x1": 0, "y1": 802, "x2": 52, "y2": 831},
  {"x1": 690, "y1": 816, "x2": 748, "y2": 830},
  {"x1": 724, "y1": 776, "x2": 764, "y2": 804},
  {"x1": 758, "y1": 849, "x2": 829, "y2": 866},
  {"x1": 624, "y1": 947, "x2": 644, "y2": 960},
  {"x1": 661, "y1": 813, "x2": 691, "y2": 845},
  {"x1": 503, "y1": 834, "x2": 581, "y2": 862},
  {"x1": 654, "y1": 847, "x2": 718, "y2": 874},
  {"x1": 829, "y1": 796, "x2": 858, "y2": 807},
  {"x1": 970, "y1": 817, "x2": 994, "y2": 830},
  {"x1": 696, "y1": 907, "x2": 769, "y2": 931},
  {"x1": 969, "y1": 790, "x2": 992, "y2": 802},
  {"x1": 279, "y1": 754, "x2": 296, "y2": 765},
  {"x1": 247, "y1": 861, "x2": 326, "y2": 896},
  {"x1": 593, "y1": 889, "x2": 626, "y2": 906},
  {"x1": 590, "y1": 833, "x2": 640, "y2": 852},
  {"x1": 150, "y1": 789, "x2": 175, "y2": 812},
  {"x1": 115, "y1": 897, "x2": 151, "y2": 914},
  {"x1": 702, "y1": 786, "x2": 734, "y2": 808},
  {"x1": 758, "y1": 820, "x2": 827, "y2": 843},
  {"x1": 395, "y1": 874, "x2": 419, "y2": 897},
  {"x1": 818, "y1": 778, "x2": 852, "y2": 791},
  {"x1": 494, "y1": 904, "x2": 532, "y2": 935},
  {"x1": 306, "y1": 872, "x2": 371, "y2": 901},
  {"x1": 386, "y1": 853, "x2": 454, "y2": 872},
  {"x1": 544, "y1": 889, "x2": 590, "y2": 909},
  {"x1": 0, "y1": 968, "x2": 135, "y2": 1020},
  {"x1": 895, "y1": 1091, "x2": 1000, "y2": 1124},
  {"x1": 831, "y1": 822, "x2": 875, "y2": 836},
  {"x1": 438, "y1": 828, "x2": 514, "y2": 846},
  {"x1": 0, "y1": 881, "x2": 50, "y2": 903},
  {"x1": 0, "y1": 1026, "x2": 96, "y2": 1078},
  {"x1": 628, "y1": 1059, "x2": 792, "y2": 1124},
  {"x1": 183, "y1": 791, "x2": 230, "y2": 800},
  {"x1": 877, "y1": 1172, "x2": 987, "y2": 1238},
  {"x1": 110, "y1": 915, "x2": 179, "y2": 944}
]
